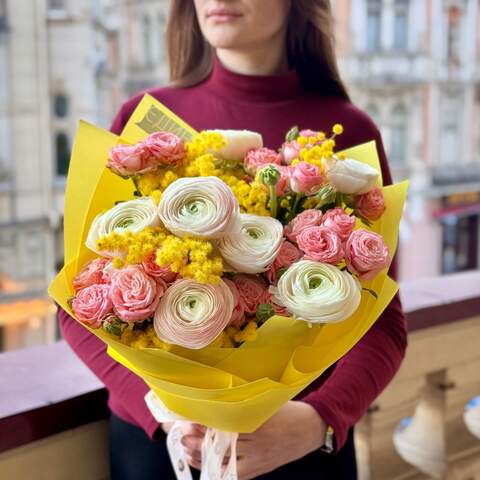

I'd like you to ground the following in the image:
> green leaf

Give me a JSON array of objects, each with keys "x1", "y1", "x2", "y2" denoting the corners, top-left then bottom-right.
[
  {"x1": 276, "y1": 267, "x2": 288, "y2": 280},
  {"x1": 103, "y1": 316, "x2": 124, "y2": 336},
  {"x1": 285, "y1": 126, "x2": 300, "y2": 143},
  {"x1": 362, "y1": 288, "x2": 378, "y2": 299},
  {"x1": 256, "y1": 304, "x2": 275, "y2": 324}
]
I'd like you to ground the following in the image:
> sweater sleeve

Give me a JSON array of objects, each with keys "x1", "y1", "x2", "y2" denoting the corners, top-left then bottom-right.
[
  {"x1": 58, "y1": 308, "x2": 161, "y2": 439},
  {"x1": 58, "y1": 99, "x2": 163, "y2": 439},
  {"x1": 300, "y1": 127, "x2": 408, "y2": 451}
]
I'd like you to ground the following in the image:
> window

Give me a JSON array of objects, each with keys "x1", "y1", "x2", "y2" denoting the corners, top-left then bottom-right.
[
  {"x1": 390, "y1": 104, "x2": 407, "y2": 166},
  {"x1": 393, "y1": 0, "x2": 409, "y2": 50},
  {"x1": 0, "y1": 0, "x2": 7, "y2": 28},
  {"x1": 439, "y1": 95, "x2": 461, "y2": 165},
  {"x1": 48, "y1": 0, "x2": 65, "y2": 10},
  {"x1": 366, "y1": 0, "x2": 382, "y2": 52},
  {"x1": 142, "y1": 15, "x2": 152, "y2": 66},
  {"x1": 55, "y1": 132, "x2": 71, "y2": 176},
  {"x1": 447, "y1": 5, "x2": 461, "y2": 65},
  {"x1": 53, "y1": 94, "x2": 69, "y2": 118},
  {"x1": 442, "y1": 215, "x2": 479, "y2": 273}
]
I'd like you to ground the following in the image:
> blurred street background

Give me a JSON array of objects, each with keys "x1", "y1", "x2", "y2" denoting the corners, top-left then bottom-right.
[{"x1": 0, "y1": 0, "x2": 479, "y2": 352}]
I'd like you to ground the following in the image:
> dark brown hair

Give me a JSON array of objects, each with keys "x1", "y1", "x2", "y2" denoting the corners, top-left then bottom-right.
[{"x1": 166, "y1": 0, "x2": 349, "y2": 100}]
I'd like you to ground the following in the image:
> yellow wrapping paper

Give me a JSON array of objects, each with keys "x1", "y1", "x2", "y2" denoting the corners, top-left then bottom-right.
[{"x1": 49, "y1": 94, "x2": 408, "y2": 433}]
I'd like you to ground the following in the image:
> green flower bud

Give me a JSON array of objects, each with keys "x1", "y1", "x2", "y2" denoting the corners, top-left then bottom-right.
[
  {"x1": 256, "y1": 303, "x2": 275, "y2": 324},
  {"x1": 315, "y1": 185, "x2": 337, "y2": 206},
  {"x1": 258, "y1": 165, "x2": 281, "y2": 186}
]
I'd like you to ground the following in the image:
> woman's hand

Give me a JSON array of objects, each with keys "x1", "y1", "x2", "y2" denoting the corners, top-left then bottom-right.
[
  {"x1": 179, "y1": 401, "x2": 326, "y2": 477},
  {"x1": 235, "y1": 401, "x2": 326, "y2": 479},
  {"x1": 180, "y1": 422, "x2": 207, "y2": 470}
]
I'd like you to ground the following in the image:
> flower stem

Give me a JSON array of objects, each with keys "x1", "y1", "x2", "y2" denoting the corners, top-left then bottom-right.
[
  {"x1": 132, "y1": 176, "x2": 141, "y2": 196},
  {"x1": 269, "y1": 185, "x2": 278, "y2": 218},
  {"x1": 288, "y1": 193, "x2": 303, "y2": 221}
]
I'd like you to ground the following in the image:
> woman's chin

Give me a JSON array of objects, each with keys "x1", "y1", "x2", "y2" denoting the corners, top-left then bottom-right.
[{"x1": 204, "y1": 30, "x2": 249, "y2": 50}]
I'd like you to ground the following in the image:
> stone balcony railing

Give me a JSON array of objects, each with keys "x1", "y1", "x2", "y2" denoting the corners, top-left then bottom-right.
[{"x1": 0, "y1": 271, "x2": 479, "y2": 480}]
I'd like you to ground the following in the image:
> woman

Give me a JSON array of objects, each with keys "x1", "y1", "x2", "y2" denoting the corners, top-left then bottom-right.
[{"x1": 59, "y1": 1, "x2": 407, "y2": 478}]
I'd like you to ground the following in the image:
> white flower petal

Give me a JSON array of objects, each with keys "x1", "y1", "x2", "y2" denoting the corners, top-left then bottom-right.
[
  {"x1": 217, "y1": 214, "x2": 283, "y2": 274},
  {"x1": 158, "y1": 177, "x2": 240, "y2": 239},
  {"x1": 153, "y1": 279, "x2": 234, "y2": 349},
  {"x1": 208, "y1": 129, "x2": 263, "y2": 162},
  {"x1": 324, "y1": 156, "x2": 379, "y2": 195},
  {"x1": 270, "y1": 260, "x2": 361, "y2": 324},
  {"x1": 86, "y1": 197, "x2": 159, "y2": 256}
]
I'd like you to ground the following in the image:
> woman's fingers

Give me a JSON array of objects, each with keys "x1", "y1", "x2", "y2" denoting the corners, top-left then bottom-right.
[
  {"x1": 181, "y1": 434, "x2": 203, "y2": 452},
  {"x1": 186, "y1": 454, "x2": 202, "y2": 471},
  {"x1": 181, "y1": 422, "x2": 206, "y2": 436}
]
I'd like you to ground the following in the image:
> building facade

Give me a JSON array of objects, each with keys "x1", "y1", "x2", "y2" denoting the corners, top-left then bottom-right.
[
  {"x1": 333, "y1": 0, "x2": 480, "y2": 280},
  {"x1": 0, "y1": 0, "x2": 170, "y2": 351}
]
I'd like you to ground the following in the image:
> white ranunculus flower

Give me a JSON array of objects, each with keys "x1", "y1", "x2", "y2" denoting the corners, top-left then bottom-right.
[
  {"x1": 158, "y1": 177, "x2": 240, "y2": 239},
  {"x1": 209, "y1": 129, "x2": 263, "y2": 162},
  {"x1": 153, "y1": 279, "x2": 234, "y2": 349},
  {"x1": 86, "y1": 197, "x2": 160, "y2": 256},
  {"x1": 323, "y1": 156, "x2": 379, "y2": 195},
  {"x1": 217, "y1": 214, "x2": 283, "y2": 274},
  {"x1": 270, "y1": 260, "x2": 361, "y2": 324}
]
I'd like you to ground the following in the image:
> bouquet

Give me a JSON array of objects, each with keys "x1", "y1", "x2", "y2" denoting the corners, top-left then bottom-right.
[{"x1": 49, "y1": 94, "x2": 408, "y2": 478}]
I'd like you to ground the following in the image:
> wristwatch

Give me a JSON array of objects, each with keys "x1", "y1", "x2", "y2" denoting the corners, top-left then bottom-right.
[{"x1": 319, "y1": 425, "x2": 335, "y2": 453}]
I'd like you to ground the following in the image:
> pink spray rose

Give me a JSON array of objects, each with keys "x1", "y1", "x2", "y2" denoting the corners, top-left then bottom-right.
[
  {"x1": 345, "y1": 229, "x2": 391, "y2": 281},
  {"x1": 244, "y1": 148, "x2": 282, "y2": 176},
  {"x1": 284, "y1": 209, "x2": 323, "y2": 243},
  {"x1": 110, "y1": 265, "x2": 165, "y2": 322},
  {"x1": 72, "y1": 284, "x2": 113, "y2": 328},
  {"x1": 233, "y1": 275, "x2": 270, "y2": 316},
  {"x1": 281, "y1": 130, "x2": 322, "y2": 165},
  {"x1": 297, "y1": 226, "x2": 344, "y2": 265},
  {"x1": 107, "y1": 143, "x2": 149, "y2": 177},
  {"x1": 280, "y1": 141, "x2": 301, "y2": 164},
  {"x1": 275, "y1": 165, "x2": 291, "y2": 196},
  {"x1": 224, "y1": 279, "x2": 246, "y2": 328},
  {"x1": 354, "y1": 187, "x2": 386, "y2": 222},
  {"x1": 299, "y1": 129, "x2": 320, "y2": 138},
  {"x1": 142, "y1": 251, "x2": 178, "y2": 284},
  {"x1": 142, "y1": 131, "x2": 186, "y2": 166},
  {"x1": 266, "y1": 240, "x2": 303, "y2": 284},
  {"x1": 321, "y1": 207, "x2": 356, "y2": 242},
  {"x1": 289, "y1": 162, "x2": 324, "y2": 195},
  {"x1": 73, "y1": 258, "x2": 110, "y2": 292}
]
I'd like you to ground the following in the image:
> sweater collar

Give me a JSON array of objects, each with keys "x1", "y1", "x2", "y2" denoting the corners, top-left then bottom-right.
[{"x1": 205, "y1": 56, "x2": 302, "y2": 103}]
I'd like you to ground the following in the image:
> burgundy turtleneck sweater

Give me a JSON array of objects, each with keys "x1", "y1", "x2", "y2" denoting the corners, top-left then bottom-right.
[{"x1": 58, "y1": 59, "x2": 407, "y2": 451}]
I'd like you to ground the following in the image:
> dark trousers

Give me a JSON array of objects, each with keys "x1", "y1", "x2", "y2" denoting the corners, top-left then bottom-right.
[{"x1": 109, "y1": 414, "x2": 357, "y2": 479}]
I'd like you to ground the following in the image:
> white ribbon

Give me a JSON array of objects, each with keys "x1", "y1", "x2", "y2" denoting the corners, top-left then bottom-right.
[{"x1": 145, "y1": 390, "x2": 238, "y2": 480}]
